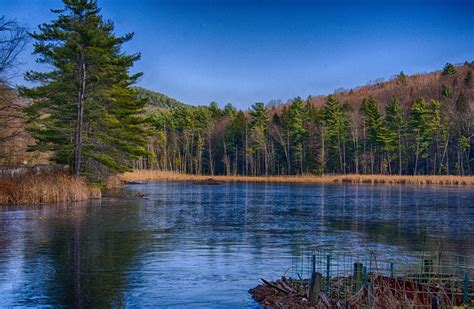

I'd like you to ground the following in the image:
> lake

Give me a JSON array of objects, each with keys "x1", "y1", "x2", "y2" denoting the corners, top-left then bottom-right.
[{"x1": 0, "y1": 182, "x2": 473, "y2": 307}]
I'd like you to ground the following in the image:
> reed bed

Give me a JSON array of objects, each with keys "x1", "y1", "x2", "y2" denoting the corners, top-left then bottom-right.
[
  {"x1": 119, "y1": 170, "x2": 474, "y2": 186},
  {"x1": 0, "y1": 172, "x2": 101, "y2": 205}
]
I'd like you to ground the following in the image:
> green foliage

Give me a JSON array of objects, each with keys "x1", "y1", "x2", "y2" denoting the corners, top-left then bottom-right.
[
  {"x1": 360, "y1": 97, "x2": 384, "y2": 147},
  {"x1": 383, "y1": 96, "x2": 404, "y2": 155},
  {"x1": 441, "y1": 84, "x2": 452, "y2": 98},
  {"x1": 223, "y1": 103, "x2": 237, "y2": 119},
  {"x1": 22, "y1": 0, "x2": 149, "y2": 180},
  {"x1": 323, "y1": 96, "x2": 349, "y2": 141},
  {"x1": 397, "y1": 71, "x2": 407, "y2": 85},
  {"x1": 225, "y1": 110, "x2": 246, "y2": 153},
  {"x1": 208, "y1": 101, "x2": 223, "y2": 118},
  {"x1": 249, "y1": 102, "x2": 268, "y2": 151},
  {"x1": 286, "y1": 97, "x2": 308, "y2": 145},
  {"x1": 133, "y1": 86, "x2": 184, "y2": 109},
  {"x1": 281, "y1": 97, "x2": 309, "y2": 173},
  {"x1": 459, "y1": 135, "x2": 470, "y2": 151},
  {"x1": 249, "y1": 102, "x2": 268, "y2": 132},
  {"x1": 409, "y1": 98, "x2": 440, "y2": 164},
  {"x1": 322, "y1": 95, "x2": 349, "y2": 171},
  {"x1": 442, "y1": 63, "x2": 457, "y2": 76}
]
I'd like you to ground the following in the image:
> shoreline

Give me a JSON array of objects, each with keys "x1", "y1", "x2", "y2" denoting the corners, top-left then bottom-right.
[
  {"x1": 3, "y1": 169, "x2": 473, "y2": 205},
  {"x1": 0, "y1": 172, "x2": 101, "y2": 205},
  {"x1": 117, "y1": 170, "x2": 474, "y2": 186}
]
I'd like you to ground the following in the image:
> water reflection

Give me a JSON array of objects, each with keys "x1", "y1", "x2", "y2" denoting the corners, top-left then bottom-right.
[
  {"x1": 0, "y1": 198, "x2": 149, "y2": 307},
  {"x1": 0, "y1": 183, "x2": 473, "y2": 307}
]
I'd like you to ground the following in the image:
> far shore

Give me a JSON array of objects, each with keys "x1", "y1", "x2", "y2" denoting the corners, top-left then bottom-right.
[
  {"x1": 2, "y1": 169, "x2": 473, "y2": 205},
  {"x1": 115, "y1": 170, "x2": 474, "y2": 186}
]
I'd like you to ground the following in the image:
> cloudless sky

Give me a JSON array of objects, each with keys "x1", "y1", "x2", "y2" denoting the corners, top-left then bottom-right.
[{"x1": 2, "y1": 0, "x2": 473, "y2": 108}]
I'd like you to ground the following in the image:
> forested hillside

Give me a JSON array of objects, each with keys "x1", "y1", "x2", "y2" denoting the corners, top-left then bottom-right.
[
  {"x1": 139, "y1": 62, "x2": 473, "y2": 176},
  {"x1": 133, "y1": 86, "x2": 185, "y2": 109}
]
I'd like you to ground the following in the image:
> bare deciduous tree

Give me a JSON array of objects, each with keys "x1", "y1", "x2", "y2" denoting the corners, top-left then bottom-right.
[
  {"x1": 0, "y1": 16, "x2": 28, "y2": 80},
  {"x1": 0, "y1": 16, "x2": 28, "y2": 164}
]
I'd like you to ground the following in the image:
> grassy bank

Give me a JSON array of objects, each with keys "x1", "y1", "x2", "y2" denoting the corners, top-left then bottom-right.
[
  {"x1": 0, "y1": 172, "x2": 101, "y2": 205},
  {"x1": 118, "y1": 170, "x2": 474, "y2": 186}
]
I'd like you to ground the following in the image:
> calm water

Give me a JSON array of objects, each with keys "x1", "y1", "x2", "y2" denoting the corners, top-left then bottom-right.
[{"x1": 0, "y1": 182, "x2": 473, "y2": 307}]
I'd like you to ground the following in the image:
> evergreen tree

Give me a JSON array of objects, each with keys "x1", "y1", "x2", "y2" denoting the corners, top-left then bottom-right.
[
  {"x1": 208, "y1": 101, "x2": 223, "y2": 118},
  {"x1": 441, "y1": 84, "x2": 452, "y2": 98},
  {"x1": 285, "y1": 97, "x2": 308, "y2": 174},
  {"x1": 322, "y1": 95, "x2": 349, "y2": 173},
  {"x1": 384, "y1": 96, "x2": 405, "y2": 174},
  {"x1": 409, "y1": 97, "x2": 433, "y2": 174},
  {"x1": 442, "y1": 63, "x2": 457, "y2": 76},
  {"x1": 23, "y1": 0, "x2": 149, "y2": 180},
  {"x1": 360, "y1": 97, "x2": 384, "y2": 173},
  {"x1": 225, "y1": 110, "x2": 246, "y2": 175},
  {"x1": 223, "y1": 103, "x2": 237, "y2": 119},
  {"x1": 428, "y1": 99, "x2": 447, "y2": 174},
  {"x1": 249, "y1": 102, "x2": 269, "y2": 175},
  {"x1": 397, "y1": 71, "x2": 407, "y2": 85}
]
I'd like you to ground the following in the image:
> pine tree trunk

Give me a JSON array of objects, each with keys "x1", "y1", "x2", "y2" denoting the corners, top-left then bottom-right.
[
  {"x1": 287, "y1": 130, "x2": 291, "y2": 175},
  {"x1": 439, "y1": 134, "x2": 449, "y2": 174},
  {"x1": 320, "y1": 127, "x2": 325, "y2": 175},
  {"x1": 245, "y1": 126, "x2": 248, "y2": 176},
  {"x1": 398, "y1": 130, "x2": 402, "y2": 175},
  {"x1": 73, "y1": 51, "x2": 86, "y2": 177},
  {"x1": 208, "y1": 131, "x2": 214, "y2": 176},
  {"x1": 234, "y1": 145, "x2": 238, "y2": 175},
  {"x1": 414, "y1": 134, "x2": 420, "y2": 175}
]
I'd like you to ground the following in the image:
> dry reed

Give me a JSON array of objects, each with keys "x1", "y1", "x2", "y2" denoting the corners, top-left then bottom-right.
[
  {"x1": 0, "y1": 172, "x2": 101, "y2": 205},
  {"x1": 118, "y1": 170, "x2": 474, "y2": 186}
]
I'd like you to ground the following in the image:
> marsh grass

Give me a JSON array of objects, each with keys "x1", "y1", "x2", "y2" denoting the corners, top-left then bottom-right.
[
  {"x1": 118, "y1": 170, "x2": 474, "y2": 186},
  {"x1": 0, "y1": 172, "x2": 101, "y2": 205}
]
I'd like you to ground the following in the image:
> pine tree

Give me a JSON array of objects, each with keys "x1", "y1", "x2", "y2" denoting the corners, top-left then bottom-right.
[
  {"x1": 409, "y1": 97, "x2": 433, "y2": 174},
  {"x1": 249, "y1": 102, "x2": 269, "y2": 175},
  {"x1": 225, "y1": 110, "x2": 246, "y2": 175},
  {"x1": 322, "y1": 95, "x2": 349, "y2": 173},
  {"x1": 384, "y1": 96, "x2": 405, "y2": 174},
  {"x1": 428, "y1": 99, "x2": 447, "y2": 174},
  {"x1": 23, "y1": 0, "x2": 149, "y2": 180},
  {"x1": 442, "y1": 63, "x2": 457, "y2": 76},
  {"x1": 360, "y1": 97, "x2": 384, "y2": 173},
  {"x1": 223, "y1": 103, "x2": 237, "y2": 119},
  {"x1": 397, "y1": 71, "x2": 407, "y2": 85},
  {"x1": 285, "y1": 97, "x2": 308, "y2": 174}
]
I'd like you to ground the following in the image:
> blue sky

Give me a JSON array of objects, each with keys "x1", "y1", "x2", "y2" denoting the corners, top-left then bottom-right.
[{"x1": 2, "y1": 0, "x2": 473, "y2": 108}]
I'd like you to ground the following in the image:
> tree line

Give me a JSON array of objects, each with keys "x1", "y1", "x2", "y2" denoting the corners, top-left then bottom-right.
[
  {"x1": 143, "y1": 64, "x2": 473, "y2": 176},
  {"x1": 0, "y1": 0, "x2": 472, "y2": 180}
]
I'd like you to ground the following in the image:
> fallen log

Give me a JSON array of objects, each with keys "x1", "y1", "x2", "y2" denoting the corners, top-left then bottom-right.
[{"x1": 261, "y1": 278, "x2": 290, "y2": 295}]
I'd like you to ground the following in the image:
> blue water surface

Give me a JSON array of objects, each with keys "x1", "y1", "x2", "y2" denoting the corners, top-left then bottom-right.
[{"x1": 0, "y1": 182, "x2": 473, "y2": 307}]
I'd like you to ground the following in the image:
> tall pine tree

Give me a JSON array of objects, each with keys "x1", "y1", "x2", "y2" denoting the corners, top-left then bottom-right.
[
  {"x1": 409, "y1": 97, "x2": 433, "y2": 174},
  {"x1": 360, "y1": 97, "x2": 384, "y2": 173},
  {"x1": 23, "y1": 0, "x2": 149, "y2": 180},
  {"x1": 322, "y1": 95, "x2": 349, "y2": 173},
  {"x1": 384, "y1": 96, "x2": 405, "y2": 175},
  {"x1": 285, "y1": 97, "x2": 308, "y2": 174}
]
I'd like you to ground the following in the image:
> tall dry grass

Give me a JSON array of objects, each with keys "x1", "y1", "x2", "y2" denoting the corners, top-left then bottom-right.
[
  {"x1": 118, "y1": 170, "x2": 474, "y2": 186},
  {"x1": 0, "y1": 172, "x2": 101, "y2": 205}
]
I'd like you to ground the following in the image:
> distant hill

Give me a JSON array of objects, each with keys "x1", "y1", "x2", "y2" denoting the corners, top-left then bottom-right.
[
  {"x1": 132, "y1": 86, "x2": 186, "y2": 109},
  {"x1": 305, "y1": 62, "x2": 474, "y2": 111}
]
